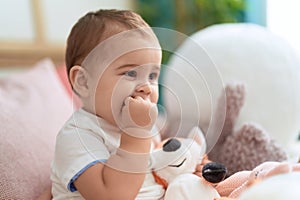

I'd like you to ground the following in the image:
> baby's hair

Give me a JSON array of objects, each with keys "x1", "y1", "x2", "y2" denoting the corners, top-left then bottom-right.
[{"x1": 65, "y1": 9, "x2": 152, "y2": 79}]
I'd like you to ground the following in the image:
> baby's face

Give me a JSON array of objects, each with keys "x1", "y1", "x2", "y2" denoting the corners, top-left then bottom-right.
[{"x1": 89, "y1": 48, "x2": 162, "y2": 126}]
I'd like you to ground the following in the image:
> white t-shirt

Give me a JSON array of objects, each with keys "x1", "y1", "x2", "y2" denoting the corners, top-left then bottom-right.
[{"x1": 51, "y1": 109, "x2": 164, "y2": 200}]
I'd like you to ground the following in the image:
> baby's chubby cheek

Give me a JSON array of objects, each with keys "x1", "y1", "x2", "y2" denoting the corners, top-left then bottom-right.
[{"x1": 150, "y1": 93, "x2": 159, "y2": 104}]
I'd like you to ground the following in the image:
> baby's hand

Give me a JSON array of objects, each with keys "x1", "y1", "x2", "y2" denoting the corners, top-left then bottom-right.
[
  {"x1": 119, "y1": 96, "x2": 158, "y2": 138},
  {"x1": 126, "y1": 96, "x2": 157, "y2": 127}
]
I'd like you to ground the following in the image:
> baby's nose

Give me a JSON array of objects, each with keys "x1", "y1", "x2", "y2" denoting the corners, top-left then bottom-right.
[{"x1": 136, "y1": 83, "x2": 151, "y2": 94}]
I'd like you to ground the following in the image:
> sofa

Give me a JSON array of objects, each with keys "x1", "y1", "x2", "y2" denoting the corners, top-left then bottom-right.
[{"x1": 0, "y1": 59, "x2": 79, "y2": 199}]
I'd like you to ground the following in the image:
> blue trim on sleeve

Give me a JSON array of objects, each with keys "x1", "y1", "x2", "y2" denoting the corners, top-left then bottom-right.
[{"x1": 68, "y1": 159, "x2": 107, "y2": 192}]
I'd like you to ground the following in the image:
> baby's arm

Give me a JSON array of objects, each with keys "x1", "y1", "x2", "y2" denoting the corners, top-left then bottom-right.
[
  {"x1": 74, "y1": 97, "x2": 157, "y2": 200},
  {"x1": 74, "y1": 136, "x2": 151, "y2": 200}
]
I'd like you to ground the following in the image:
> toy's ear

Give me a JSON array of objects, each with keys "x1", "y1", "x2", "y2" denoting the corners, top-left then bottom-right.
[{"x1": 187, "y1": 126, "x2": 207, "y2": 155}]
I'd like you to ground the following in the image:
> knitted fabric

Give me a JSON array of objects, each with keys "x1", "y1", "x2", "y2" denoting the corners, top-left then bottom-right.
[{"x1": 209, "y1": 83, "x2": 287, "y2": 176}]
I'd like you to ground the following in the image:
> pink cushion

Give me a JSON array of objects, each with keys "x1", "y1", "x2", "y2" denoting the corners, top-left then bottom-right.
[{"x1": 0, "y1": 59, "x2": 73, "y2": 199}]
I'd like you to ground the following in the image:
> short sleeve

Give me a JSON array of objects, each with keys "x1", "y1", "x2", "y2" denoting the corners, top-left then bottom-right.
[{"x1": 51, "y1": 125, "x2": 110, "y2": 191}]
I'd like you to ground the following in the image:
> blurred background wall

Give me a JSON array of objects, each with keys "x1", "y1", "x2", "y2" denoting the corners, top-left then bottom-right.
[
  {"x1": 0, "y1": 0, "x2": 299, "y2": 66},
  {"x1": 0, "y1": 0, "x2": 134, "y2": 66}
]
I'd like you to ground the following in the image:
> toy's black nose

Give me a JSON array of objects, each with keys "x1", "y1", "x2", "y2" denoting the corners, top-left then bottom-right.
[
  {"x1": 163, "y1": 138, "x2": 181, "y2": 152},
  {"x1": 202, "y1": 162, "x2": 227, "y2": 183}
]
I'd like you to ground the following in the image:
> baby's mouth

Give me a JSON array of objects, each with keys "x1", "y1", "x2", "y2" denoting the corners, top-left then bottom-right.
[
  {"x1": 121, "y1": 96, "x2": 151, "y2": 108},
  {"x1": 131, "y1": 95, "x2": 150, "y2": 101}
]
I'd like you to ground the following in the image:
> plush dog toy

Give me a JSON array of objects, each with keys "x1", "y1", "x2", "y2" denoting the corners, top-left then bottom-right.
[
  {"x1": 162, "y1": 23, "x2": 300, "y2": 175},
  {"x1": 150, "y1": 127, "x2": 298, "y2": 200},
  {"x1": 151, "y1": 127, "x2": 227, "y2": 200}
]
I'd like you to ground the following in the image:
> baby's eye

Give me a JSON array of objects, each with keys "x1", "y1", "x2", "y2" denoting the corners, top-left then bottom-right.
[
  {"x1": 149, "y1": 72, "x2": 158, "y2": 81},
  {"x1": 125, "y1": 70, "x2": 137, "y2": 78}
]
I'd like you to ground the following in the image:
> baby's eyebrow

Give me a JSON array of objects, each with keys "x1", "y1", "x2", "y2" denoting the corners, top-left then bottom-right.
[
  {"x1": 117, "y1": 64, "x2": 161, "y2": 70},
  {"x1": 117, "y1": 64, "x2": 138, "y2": 70}
]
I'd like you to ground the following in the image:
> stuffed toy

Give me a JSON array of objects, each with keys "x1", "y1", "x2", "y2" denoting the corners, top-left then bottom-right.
[
  {"x1": 150, "y1": 127, "x2": 299, "y2": 200},
  {"x1": 207, "y1": 83, "x2": 288, "y2": 175},
  {"x1": 161, "y1": 80, "x2": 287, "y2": 176},
  {"x1": 151, "y1": 127, "x2": 227, "y2": 200},
  {"x1": 162, "y1": 23, "x2": 300, "y2": 147},
  {"x1": 161, "y1": 23, "x2": 300, "y2": 173}
]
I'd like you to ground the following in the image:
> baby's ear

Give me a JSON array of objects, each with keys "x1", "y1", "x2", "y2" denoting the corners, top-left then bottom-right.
[
  {"x1": 187, "y1": 127, "x2": 207, "y2": 154},
  {"x1": 69, "y1": 65, "x2": 89, "y2": 97}
]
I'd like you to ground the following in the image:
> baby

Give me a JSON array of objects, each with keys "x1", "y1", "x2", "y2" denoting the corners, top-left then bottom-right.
[{"x1": 51, "y1": 9, "x2": 165, "y2": 199}]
